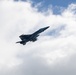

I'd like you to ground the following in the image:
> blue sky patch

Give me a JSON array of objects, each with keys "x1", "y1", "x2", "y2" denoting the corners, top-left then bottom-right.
[{"x1": 14, "y1": 0, "x2": 76, "y2": 14}]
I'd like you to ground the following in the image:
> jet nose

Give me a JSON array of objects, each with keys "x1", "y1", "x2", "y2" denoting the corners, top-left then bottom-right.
[
  {"x1": 46, "y1": 26, "x2": 50, "y2": 29},
  {"x1": 43, "y1": 26, "x2": 50, "y2": 30}
]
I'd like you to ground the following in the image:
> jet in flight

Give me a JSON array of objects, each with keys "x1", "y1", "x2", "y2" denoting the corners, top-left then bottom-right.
[{"x1": 16, "y1": 26, "x2": 49, "y2": 45}]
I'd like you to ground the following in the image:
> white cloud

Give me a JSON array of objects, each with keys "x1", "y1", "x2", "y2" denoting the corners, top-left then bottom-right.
[{"x1": 0, "y1": 1, "x2": 76, "y2": 75}]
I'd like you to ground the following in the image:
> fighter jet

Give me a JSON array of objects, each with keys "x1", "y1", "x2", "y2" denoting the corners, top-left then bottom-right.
[{"x1": 16, "y1": 26, "x2": 49, "y2": 45}]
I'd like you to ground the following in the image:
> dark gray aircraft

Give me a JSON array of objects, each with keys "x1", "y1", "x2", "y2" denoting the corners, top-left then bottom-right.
[{"x1": 16, "y1": 26, "x2": 49, "y2": 45}]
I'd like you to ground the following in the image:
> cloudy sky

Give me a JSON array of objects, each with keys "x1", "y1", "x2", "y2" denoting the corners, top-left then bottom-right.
[{"x1": 0, "y1": 0, "x2": 76, "y2": 75}]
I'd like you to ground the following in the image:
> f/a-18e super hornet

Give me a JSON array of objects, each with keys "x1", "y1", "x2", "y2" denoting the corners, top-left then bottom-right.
[{"x1": 16, "y1": 26, "x2": 49, "y2": 45}]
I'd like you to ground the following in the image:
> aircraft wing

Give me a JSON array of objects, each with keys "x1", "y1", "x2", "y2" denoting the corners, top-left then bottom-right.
[{"x1": 19, "y1": 34, "x2": 31, "y2": 41}]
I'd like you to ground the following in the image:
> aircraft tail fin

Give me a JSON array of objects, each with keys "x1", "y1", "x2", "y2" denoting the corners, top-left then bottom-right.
[
  {"x1": 16, "y1": 41, "x2": 26, "y2": 45},
  {"x1": 16, "y1": 41, "x2": 21, "y2": 43}
]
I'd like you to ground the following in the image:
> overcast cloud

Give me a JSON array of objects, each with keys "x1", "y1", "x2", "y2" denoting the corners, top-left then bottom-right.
[{"x1": 0, "y1": 1, "x2": 76, "y2": 75}]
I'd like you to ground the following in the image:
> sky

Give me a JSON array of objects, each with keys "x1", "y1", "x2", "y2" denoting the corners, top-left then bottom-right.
[
  {"x1": 14, "y1": 0, "x2": 76, "y2": 14},
  {"x1": 0, "y1": 0, "x2": 76, "y2": 75},
  {"x1": 15, "y1": 0, "x2": 76, "y2": 7}
]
